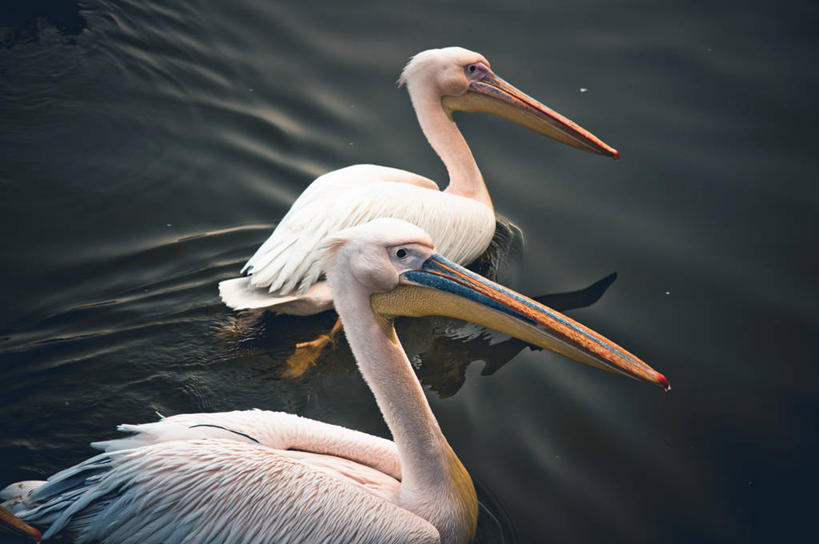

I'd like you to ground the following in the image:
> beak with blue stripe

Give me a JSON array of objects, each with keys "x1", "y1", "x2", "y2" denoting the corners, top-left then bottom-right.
[{"x1": 370, "y1": 254, "x2": 669, "y2": 390}]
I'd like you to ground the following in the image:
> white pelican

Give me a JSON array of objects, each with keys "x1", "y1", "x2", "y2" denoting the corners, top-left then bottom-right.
[
  {"x1": 219, "y1": 47, "x2": 619, "y2": 315},
  {"x1": 2, "y1": 219, "x2": 665, "y2": 543}
]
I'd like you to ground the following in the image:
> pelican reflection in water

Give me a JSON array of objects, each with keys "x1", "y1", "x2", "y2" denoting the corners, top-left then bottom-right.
[{"x1": 2, "y1": 219, "x2": 666, "y2": 543}]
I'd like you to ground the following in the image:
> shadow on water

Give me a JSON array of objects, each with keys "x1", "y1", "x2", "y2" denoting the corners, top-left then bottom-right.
[
  {"x1": 226, "y1": 275, "x2": 618, "y2": 398},
  {"x1": 221, "y1": 218, "x2": 618, "y2": 399}
]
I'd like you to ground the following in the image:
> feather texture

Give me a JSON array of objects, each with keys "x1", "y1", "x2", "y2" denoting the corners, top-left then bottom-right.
[
  {"x1": 2, "y1": 411, "x2": 438, "y2": 544},
  {"x1": 226, "y1": 165, "x2": 494, "y2": 305},
  {"x1": 9, "y1": 440, "x2": 436, "y2": 543},
  {"x1": 92, "y1": 410, "x2": 402, "y2": 480}
]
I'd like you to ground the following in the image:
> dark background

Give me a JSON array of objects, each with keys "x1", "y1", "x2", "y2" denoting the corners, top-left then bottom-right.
[{"x1": 1, "y1": 0, "x2": 818, "y2": 542}]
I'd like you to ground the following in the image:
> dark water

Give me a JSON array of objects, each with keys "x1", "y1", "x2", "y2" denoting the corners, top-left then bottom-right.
[{"x1": 1, "y1": 0, "x2": 818, "y2": 542}]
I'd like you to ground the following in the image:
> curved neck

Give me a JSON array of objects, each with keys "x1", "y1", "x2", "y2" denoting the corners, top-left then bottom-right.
[
  {"x1": 328, "y1": 265, "x2": 477, "y2": 542},
  {"x1": 332, "y1": 281, "x2": 452, "y2": 491},
  {"x1": 407, "y1": 82, "x2": 492, "y2": 210}
]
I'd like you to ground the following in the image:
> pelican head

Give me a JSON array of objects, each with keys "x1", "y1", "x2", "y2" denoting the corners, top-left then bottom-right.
[
  {"x1": 326, "y1": 219, "x2": 668, "y2": 389},
  {"x1": 399, "y1": 47, "x2": 619, "y2": 159}
]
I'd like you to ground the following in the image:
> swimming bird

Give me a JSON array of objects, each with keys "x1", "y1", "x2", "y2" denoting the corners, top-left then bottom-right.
[
  {"x1": 3, "y1": 219, "x2": 665, "y2": 543},
  {"x1": 219, "y1": 46, "x2": 619, "y2": 315}
]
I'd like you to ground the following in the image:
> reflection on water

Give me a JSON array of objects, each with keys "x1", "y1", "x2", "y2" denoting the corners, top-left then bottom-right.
[
  {"x1": 221, "y1": 218, "x2": 618, "y2": 399},
  {"x1": 405, "y1": 273, "x2": 617, "y2": 398}
]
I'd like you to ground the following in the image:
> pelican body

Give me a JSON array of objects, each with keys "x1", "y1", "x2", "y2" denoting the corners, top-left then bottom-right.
[
  {"x1": 219, "y1": 47, "x2": 619, "y2": 314},
  {"x1": 2, "y1": 219, "x2": 666, "y2": 543}
]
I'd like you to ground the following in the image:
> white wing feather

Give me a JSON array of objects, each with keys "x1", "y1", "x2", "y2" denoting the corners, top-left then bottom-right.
[
  {"x1": 92, "y1": 410, "x2": 401, "y2": 480},
  {"x1": 231, "y1": 165, "x2": 495, "y2": 300},
  {"x1": 12, "y1": 440, "x2": 438, "y2": 544},
  {"x1": 5, "y1": 411, "x2": 439, "y2": 543},
  {"x1": 217, "y1": 278, "x2": 333, "y2": 313}
]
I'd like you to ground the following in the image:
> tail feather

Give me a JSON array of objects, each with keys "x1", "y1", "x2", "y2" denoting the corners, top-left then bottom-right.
[
  {"x1": 218, "y1": 277, "x2": 333, "y2": 315},
  {"x1": 11, "y1": 453, "x2": 119, "y2": 541},
  {"x1": 2, "y1": 482, "x2": 46, "y2": 542},
  {"x1": 1, "y1": 481, "x2": 46, "y2": 513}
]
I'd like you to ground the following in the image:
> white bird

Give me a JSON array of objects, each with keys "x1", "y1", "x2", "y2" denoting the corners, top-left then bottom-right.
[
  {"x1": 219, "y1": 47, "x2": 619, "y2": 315},
  {"x1": 2, "y1": 219, "x2": 666, "y2": 543}
]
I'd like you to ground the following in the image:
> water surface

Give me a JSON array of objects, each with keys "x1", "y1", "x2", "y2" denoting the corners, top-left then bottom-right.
[{"x1": 1, "y1": 0, "x2": 818, "y2": 541}]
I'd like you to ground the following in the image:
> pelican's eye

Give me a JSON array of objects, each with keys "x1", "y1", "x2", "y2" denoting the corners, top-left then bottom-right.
[
  {"x1": 395, "y1": 248, "x2": 408, "y2": 259},
  {"x1": 465, "y1": 62, "x2": 489, "y2": 81}
]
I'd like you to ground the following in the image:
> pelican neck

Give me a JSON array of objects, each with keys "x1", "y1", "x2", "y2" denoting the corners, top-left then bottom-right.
[{"x1": 407, "y1": 82, "x2": 493, "y2": 209}]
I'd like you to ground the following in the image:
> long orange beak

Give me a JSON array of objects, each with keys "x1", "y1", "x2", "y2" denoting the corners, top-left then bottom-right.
[
  {"x1": 0, "y1": 505, "x2": 42, "y2": 542},
  {"x1": 443, "y1": 70, "x2": 619, "y2": 159},
  {"x1": 372, "y1": 254, "x2": 668, "y2": 390}
]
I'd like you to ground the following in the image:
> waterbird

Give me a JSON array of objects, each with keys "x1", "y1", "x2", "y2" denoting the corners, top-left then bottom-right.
[
  {"x1": 219, "y1": 46, "x2": 619, "y2": 315},
  {"x1": 2, "y1": 219, "x2": 665, "y2": 543}
]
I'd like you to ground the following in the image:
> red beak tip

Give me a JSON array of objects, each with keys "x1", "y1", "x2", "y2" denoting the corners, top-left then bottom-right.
[
  {"x1": 656, "y1": 373, "x2": 670, "y2": 391},
  {"x1": 611, "y1": 149, "x2": 620, "y2": 160}
]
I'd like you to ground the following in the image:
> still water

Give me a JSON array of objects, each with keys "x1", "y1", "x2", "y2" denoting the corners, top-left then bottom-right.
[{"x1": 1, "y1": 0, "x2": 818, "y2": 542}]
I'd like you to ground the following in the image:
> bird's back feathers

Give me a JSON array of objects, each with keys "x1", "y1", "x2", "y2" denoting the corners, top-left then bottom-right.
[{"x1": 220, "y1": 164, "x2": 495, "y2": 312}]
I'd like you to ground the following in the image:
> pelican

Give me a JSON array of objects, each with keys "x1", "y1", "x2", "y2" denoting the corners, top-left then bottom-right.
[
  {"x1": 2, "y1": 219, "x2": 665, "y2": 543},
  {"x1": 219, "y1": 46, "x2": 619, "y2": 315}
]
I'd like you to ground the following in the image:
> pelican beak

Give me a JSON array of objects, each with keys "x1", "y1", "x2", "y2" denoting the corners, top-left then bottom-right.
[
  {"x1": 0, "y1": 505, "x2": 42, "y2": 542},
  {"x1": 371, "y1": 254, "x2": 668, "y2": 390},
  {"x1": 442, "y1": 70, "x2": 619, "y2": 159}
]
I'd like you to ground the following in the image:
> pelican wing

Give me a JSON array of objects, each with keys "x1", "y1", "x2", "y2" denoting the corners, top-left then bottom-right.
[
  {"x1": 92, "y1": 410, "x2": 402, "y2": 480},
  {"x1": 14, "y1": 440, "x2": 439, "y2": 544},
  {"x1": 234, "y1": 165, "x2": 495, "y2": 298}
]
